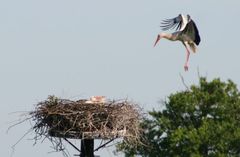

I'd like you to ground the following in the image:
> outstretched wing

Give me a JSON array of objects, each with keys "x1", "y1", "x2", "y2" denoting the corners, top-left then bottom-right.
[
  {"x1": 160, "y1": 14, "x2": 183, "y2": 31},
  {"x1": 182, "y1": 19, "x2": 201, "y2": 45}
]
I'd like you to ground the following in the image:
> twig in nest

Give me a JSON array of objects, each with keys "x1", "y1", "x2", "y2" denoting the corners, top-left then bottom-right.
[
  {"x1": 11, "y1": 128, "x2": 32, "y2": 157},
  {"x1": 7, "y1": 116, "x2": 31, "y2": 133}
]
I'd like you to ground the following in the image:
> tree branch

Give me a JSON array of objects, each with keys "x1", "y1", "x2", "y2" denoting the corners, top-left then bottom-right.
[{"x1": 179, "y1": 73, "x2": 190, "y2": 91}]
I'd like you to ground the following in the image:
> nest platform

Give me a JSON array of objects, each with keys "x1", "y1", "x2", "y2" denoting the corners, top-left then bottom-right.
[{"x1": 30, "y1": 96, "x2": 142, "y2": 143}]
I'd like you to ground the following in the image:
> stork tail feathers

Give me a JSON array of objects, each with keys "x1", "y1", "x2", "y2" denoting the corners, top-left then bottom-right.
[{"x1": 189, "y1": 43, "x2": 197, "y2": 53}]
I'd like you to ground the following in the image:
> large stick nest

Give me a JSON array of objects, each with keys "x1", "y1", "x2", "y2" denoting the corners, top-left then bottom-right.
[{"x1": 30, "y1": 96, "x2": 142, "y2": 145}]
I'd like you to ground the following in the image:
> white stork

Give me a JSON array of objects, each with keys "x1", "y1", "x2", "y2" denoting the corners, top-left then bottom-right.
[{"x1": 154, "y1": 14, "x2": 201, "y2": 71}]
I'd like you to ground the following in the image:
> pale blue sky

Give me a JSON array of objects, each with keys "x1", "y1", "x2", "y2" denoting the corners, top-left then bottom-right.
[{"x1": 1, "y1": 0, "x2": 240, "y2": 156}]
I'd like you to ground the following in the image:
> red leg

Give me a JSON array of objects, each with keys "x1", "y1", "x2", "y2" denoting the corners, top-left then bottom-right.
[{"x1": 184, "y1": 48, "x2": 190, "y2": 71}]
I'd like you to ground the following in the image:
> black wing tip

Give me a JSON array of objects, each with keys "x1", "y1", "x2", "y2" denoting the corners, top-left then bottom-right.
[
  {"x1": 192, "y1": 20, "x2": 201, "y2": 45},
  {"x1": 195, "y1": 35, "x2": 201, "y2": 45}
]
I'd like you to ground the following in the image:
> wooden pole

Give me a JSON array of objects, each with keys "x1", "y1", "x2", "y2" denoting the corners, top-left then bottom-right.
[{"x1": 80, "y1": 139, "x2": 94, "y2": 157}]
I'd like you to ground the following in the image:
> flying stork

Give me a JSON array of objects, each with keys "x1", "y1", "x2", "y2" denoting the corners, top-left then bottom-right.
[{"x1": 154, "y1": 14, "x2": 201, "y2": 71}]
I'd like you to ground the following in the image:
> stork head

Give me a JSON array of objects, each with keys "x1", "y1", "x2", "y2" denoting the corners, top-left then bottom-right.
[{"x1": 154, "y1": 34, "x2": 161, "y2": 47}]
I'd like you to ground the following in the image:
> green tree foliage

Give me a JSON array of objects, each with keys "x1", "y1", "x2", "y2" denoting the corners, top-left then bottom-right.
[{"x1": 119, "y1": 77, "x2": 240, "y2": 157}]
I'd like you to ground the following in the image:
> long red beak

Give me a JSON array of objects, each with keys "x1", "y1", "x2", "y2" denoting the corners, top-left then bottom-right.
[{"x1": 154, "y1": 35, "x2": 160, "y2": 47}]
